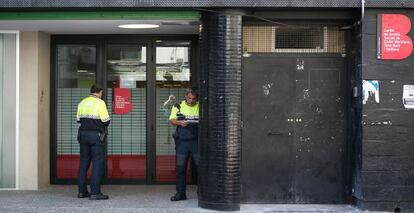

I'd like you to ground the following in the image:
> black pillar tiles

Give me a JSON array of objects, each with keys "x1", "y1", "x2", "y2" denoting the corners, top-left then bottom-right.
[{"x1": 198, "y1": 11, "x2": 242, "y2": 211}]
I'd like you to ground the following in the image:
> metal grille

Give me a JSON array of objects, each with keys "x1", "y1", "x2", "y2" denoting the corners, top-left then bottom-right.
[
  {"x1": 275, "y1": 26, "x2": 325, "y2": 49},
  {"x1": 243, "y1": 24, "x2": 346, "y2": 54}
]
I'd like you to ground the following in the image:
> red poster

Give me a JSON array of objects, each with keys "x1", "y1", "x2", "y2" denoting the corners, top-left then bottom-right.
[
  {"x1": 113, "y1": 88, "x2": 132, "y2": 115},
  {"x1": 380, "y1": 14, "x2": 413, "y2": 60}
]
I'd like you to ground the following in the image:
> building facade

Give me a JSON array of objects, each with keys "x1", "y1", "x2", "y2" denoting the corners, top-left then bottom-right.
[{"x1": 0, "y1": 0, "x2": 413, "y2": 212}]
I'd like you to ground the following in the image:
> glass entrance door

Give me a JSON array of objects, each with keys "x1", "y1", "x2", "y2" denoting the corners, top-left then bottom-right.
[
  {"x1": 106, "y1": 44, "x2": 147, "y2": 181},
  {"x1": 155, "y1": 40, "x2": 194, "y2": 183},
  {"x1": 55, "y1": 44, "x2": 97, "y2": 180},
  {"x1": 52, "y1": 36, "x2": 197, "y2": 184}
]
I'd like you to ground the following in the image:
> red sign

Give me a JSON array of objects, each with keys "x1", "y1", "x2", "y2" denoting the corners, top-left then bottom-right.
[
  {"x1": 380, "y1": 14, "x2": 413, "y2": 60},
  {"x1": 113, "y1": 88, "x2": 132, "y2": 115}
]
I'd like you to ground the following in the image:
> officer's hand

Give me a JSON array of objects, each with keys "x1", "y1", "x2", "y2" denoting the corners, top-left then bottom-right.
[{"x1": 180, "y1": 121, "x2": 188, "y2": 127}]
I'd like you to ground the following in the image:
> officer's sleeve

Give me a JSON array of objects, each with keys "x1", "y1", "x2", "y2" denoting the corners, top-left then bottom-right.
[
  {"x1": 169, "y1": 106, "x2": 178, "y2": 120},
  {"x1": 76, "y1": 103, "x2": 81, "y2": 123},
  {"x1": 98, "y1": 100, "x2": 111, "y2": 126}
]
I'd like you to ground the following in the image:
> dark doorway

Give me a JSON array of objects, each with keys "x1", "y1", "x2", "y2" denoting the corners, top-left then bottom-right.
[{"x1": 241, "y1": 54, "x2": 349, "y2": 203}]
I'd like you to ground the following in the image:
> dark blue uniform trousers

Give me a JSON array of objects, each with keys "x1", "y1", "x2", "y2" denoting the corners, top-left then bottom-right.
[
  {"x1": 77, "y1": 131, "x2": 105, "y2": 195},
  {"x1": 176, "y1": 139, "x2": 198, "y2": 194}
]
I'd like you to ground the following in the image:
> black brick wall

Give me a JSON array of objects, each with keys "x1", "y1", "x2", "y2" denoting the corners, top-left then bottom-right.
[{"x1": 358, "y1": 9, "x2": 414, "y2": 212}]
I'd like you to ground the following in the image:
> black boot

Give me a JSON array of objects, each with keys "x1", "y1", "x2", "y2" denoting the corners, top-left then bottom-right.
[
  {"x1": 170, "y1": 192, "x2": 187, "y2": 201},
  {"x1": 77, "y1": 191, "x2": 90, "y2": 198},
  {"x1": 89, "y1": 193, "x2": 109, "y2": 200}
]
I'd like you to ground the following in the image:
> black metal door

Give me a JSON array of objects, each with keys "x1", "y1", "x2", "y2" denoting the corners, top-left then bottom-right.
[
  {"x1": 241, "y1": 54, "x2": 348, "y2": 203},
  {"x1": 293, "y1": 56, "x2": 348, "y2": 203},
  {"x1": 241, "y1": 55, "x2": 296, "y2": 203}
]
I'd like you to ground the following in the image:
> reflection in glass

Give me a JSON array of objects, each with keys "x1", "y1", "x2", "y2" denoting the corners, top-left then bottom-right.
[
  {"x1": 156, "y1": 41, "x2": 193, "y2": 182},
  {"x1": 56, "y1": 45, "x2": 96, "y2": 179},
  {"x1": 106, "y1": 45, "x2": 147, "y2": 180},
  {"x1": 107, "y1": 45, "x2": 147, "y2": 86},
  {"x1": 156, "y1": 46, "x2": 190, "y2": 81}
]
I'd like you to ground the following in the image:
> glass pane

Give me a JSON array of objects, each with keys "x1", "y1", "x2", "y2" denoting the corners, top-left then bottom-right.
[
  {"x1": 56, "y1": 45, "x2": 96, "y2": 179},
  {"x1": 106, "y1": 44, "x2": 147, "y2": 180},
  {"x1": 156, "y1": 46, "x2": 190, "y2": 82},
  {"x1": 0, "y1": 33, "x2": 17, "y2": 188},
  {"x1": 155, "y1": 41, "x2": 192, "y2": 182}
]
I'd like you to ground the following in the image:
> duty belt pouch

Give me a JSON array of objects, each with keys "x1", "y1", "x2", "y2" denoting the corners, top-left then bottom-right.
[{"x1": 98, "y1": 128, "x2": 107, "y2": 143}]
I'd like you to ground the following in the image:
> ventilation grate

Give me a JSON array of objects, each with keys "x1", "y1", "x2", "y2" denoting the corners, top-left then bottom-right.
[{"x1": 243, "y1": 24, "x2": 346, "y2": 54}]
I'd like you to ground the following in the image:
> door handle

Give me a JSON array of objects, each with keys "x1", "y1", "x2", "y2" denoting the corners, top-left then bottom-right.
[{"x1": 267, "y1": 131, "x2": 283, "y2": 136}]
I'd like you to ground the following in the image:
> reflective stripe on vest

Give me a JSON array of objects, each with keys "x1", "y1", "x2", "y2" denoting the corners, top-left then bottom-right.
[{"x1": 76, "y1": 95, "x2": 110, "y2": 122}]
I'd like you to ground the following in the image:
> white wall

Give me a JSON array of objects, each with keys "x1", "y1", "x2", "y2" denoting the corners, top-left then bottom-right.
[
  {"x1": 18, "y1": 31, "x2": 50, "y2": 190},
  {"x1": 37, "y1": 32, "x2": 50, "y2": 188}
]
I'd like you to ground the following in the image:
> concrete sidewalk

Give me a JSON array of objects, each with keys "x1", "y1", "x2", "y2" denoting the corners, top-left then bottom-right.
[{"x1": 0, "y1": 185, "x2": 365, "y2": 212}]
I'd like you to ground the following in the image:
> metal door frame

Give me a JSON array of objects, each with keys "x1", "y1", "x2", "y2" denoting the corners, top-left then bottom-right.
[{"x1": 50, "y1": 34, "x2": 198, "y2": 185}]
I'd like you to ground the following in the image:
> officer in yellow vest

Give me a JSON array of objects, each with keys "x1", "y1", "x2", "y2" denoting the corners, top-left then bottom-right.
[
  {"x1": 76, "y1": 85, "x2": 110, "y2": 200},
  {"x1": 169, "y1": 89, "x2": 199, "y2": 201}
]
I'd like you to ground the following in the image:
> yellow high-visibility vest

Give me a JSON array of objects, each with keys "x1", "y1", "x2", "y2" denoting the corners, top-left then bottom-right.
[
  {"x1": 169, "y1": 101, "x2": 199, "y2": 121},
  {"x1": 76, "y1": 95, "x2": 110, "y2": 123}
]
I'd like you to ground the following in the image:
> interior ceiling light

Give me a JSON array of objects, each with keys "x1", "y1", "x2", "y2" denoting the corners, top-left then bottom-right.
[{"x1": 118, "y1": 24, "x2": 159, "y2": 29}]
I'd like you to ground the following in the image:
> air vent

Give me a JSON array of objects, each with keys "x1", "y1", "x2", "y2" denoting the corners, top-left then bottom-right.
[{"x1": 243, "y1": 24, "x2": 345, "y2": 54}]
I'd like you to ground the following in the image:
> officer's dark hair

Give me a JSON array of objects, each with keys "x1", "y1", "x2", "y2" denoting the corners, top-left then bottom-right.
[
  {"x1": 90, "y1": 85, "x2": 103, "y2": 94},
  {"x1": 185, "y1": 89, "x2": 198, "y2": 98}
]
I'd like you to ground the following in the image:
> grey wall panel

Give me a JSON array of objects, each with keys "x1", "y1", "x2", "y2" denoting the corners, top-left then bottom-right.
[
  {"x1": 0, "y1": 33, "x2": 16, "y2": 188},
  {"x1": 362, "y1": 170, "x2": 413, "y2": 185},
  {"x1": 362, "y1": 156, "x2": 414, "y2": 171},
  {"x1": 363, "y1": 140, "x2": 414, "y2": 157},
  {"x1": 363, "y1": 125, "x2": 411, "y2": 142}
]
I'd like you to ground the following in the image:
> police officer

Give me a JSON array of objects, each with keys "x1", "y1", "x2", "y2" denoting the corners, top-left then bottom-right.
[
  {"x1": 76, "y1": 85, "x2": 110, "y2": 200},
  {"x1": 169, "y1": 89, "x2": 199, "y2": 201}
]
